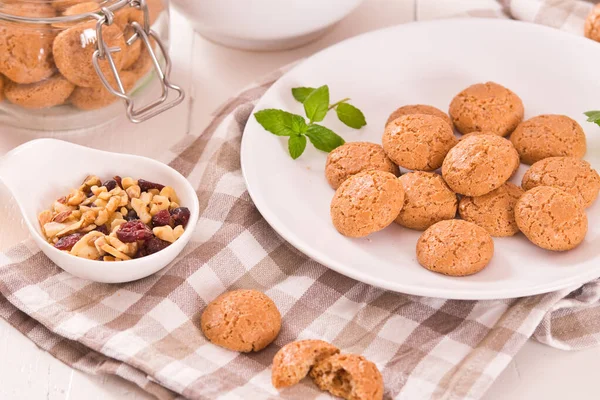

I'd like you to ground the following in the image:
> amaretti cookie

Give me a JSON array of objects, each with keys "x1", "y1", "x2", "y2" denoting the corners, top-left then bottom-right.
[
  {"x1": 272, "y1": 340, "x2": 340, "y2": 389},
  {"x1": 395, "y1": 172, "x2": 457, "y2": 230},
  {"x1": 386, "y1": 104, "x2": 451, "y2": 127},
  {"x1": 330, "y1": 170, "x2": 405, "y2": 238},
  {"x1": 521, "y1": 157, "x2": 600, "y2": 208},
  {"x1": 459, "y1": 182, "x2": 524, "y2": 237},
  {"x1": 53, "y1": 21, "x2": 126, "y2": 88},
  {"x1": 585, "y1": 4, "x2": 600, "y2": 42},
  {"x1": 510, "y1": 115, "x2": 586, "y2": 165},
  {"x1": 515, "y1": 186, "x2": 588, "y2": 251},
  {"x1": 309, "y1": 354, "x2": 384, "y2": 400},
  {"x1": 4, "y1": 74, "x2": 74, "y2": 109},
  {"x1": 70, "y1": 70, "x2": 137, "y2": 110},
  {"x1": 442, "y1": 134, "x2": 519, "y2": 196},
  {"x1": 416, "y1": 219, "x2": 494, "y2": 276},
  {"x1": 382, "y1": 114, "x2": 458, "y2": 171},
  {"x1": 0, "y1": 3, "x2": 57, "y2": 84},
  {"x1": 325, "y1": 142, "x2": 399, "y2": 189},
  {"x1": 449, "y1": 82, "x2": 524, "y2": 136},
  {"x1": 200, "y1": 289, "x2": 281, "y2": 352}
]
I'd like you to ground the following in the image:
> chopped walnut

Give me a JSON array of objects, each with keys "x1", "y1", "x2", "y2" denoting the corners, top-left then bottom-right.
[{"x1": 160, "y1": 186, "x2": 180, "y2": 205}]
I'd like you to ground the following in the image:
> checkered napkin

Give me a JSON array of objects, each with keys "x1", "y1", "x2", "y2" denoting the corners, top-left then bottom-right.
[{"x1": 1, "y1": 1, "x2": 600, "y2": 399}]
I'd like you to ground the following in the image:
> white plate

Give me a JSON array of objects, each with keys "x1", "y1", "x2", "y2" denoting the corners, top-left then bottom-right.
[{"x1": 241, "y1": 19, "x2": 600, "y2": 300}]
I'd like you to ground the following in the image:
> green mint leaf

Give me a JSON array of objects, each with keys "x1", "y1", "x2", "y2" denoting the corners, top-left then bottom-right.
[
  {"x1": 292, "y1": 87, "x2": 317, "y2": 103},
  {"x1": 305, "y1": 124, "x2": 345, "y2": 152},
  {"x1": 288, "y1": 135, "x2": 307, "y2": 159},
  {"x1": 303, "y1": 85, "x2": 330, "y2": 123},
  {"x1": 254, "y1": 109, "x2": 307, "y2": 136},
  {"x1": 336, "y1": 102, "x2": 367, "y2": 129},
  {"x1": 584, "y1": 110, "x2": 600, "y2": 123}
]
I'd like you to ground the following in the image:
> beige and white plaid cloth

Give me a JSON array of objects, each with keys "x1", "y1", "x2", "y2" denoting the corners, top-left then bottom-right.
[{"x1": 1, "y1": 1, "x2": 600, "y2": 399}]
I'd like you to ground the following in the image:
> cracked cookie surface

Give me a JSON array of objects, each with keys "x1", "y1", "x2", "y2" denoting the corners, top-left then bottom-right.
[
  {"x1": 309, "y1": 353, "x2": 383, "y2": 400},
  {"x1": 382, "y1": 114, "x2": 458, "y2": 171},
  {"x1": 459, "y1": 182, "x2": 524, "y2": 237},
  {"x1": 417, "y1": 219, "x2": 494, "y2": 276},
  {"x1": 200, "y1": 289, "x2": 281, "y2": 352},
  {"x1": 325, "y1": 142, "x2": 399, "y2": 190},
  {"x1": 272, "y1": 340, "x2": 340, "y2": 389},
  {"x1": 449, "y1": 81, "x2": 524, "y2": 137},
  {"x1": 515, "y1": 186, "x2": 588, "y2": 251},
  {"x1": 386, "y1": 104, "x2": 451, "y2": 127},
  {"x1": 510, "y1": 114, "x2": 586, "y2": 165},
  {"x1": 521, "y1": 157, "x2": 600, "y2": 208},
  {"x1": 395, "y1": 172, "x2": 457, "y2": 231},
  {"x1": 4, "y1": 74, "x2": 74, "y2": 109},
  {"x1": 330, "y1": 170, "x2": 405, "y2": 238},
  {"x1": 442, "y1": 134, "x2": 519, "y2": 196}
]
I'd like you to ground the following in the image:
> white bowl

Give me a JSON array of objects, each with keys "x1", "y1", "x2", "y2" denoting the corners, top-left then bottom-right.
[
  {"x1": 171, "y1": 0, "x2": 365, "y2": 51},
  {"x1": 0, "y1": 139, "x2": 199, "y2": 283}
]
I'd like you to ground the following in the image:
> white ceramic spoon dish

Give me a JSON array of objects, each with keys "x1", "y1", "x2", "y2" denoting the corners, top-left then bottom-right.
[
  {"x1": 241, "y1": 18, "x2": 600, "y2": 300},
  {"x1": 0, "y1": 139, "x2": 199, "y2": 283}
]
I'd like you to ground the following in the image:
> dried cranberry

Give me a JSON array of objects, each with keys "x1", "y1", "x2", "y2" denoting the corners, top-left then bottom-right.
[
  {"x1": 113, "y1": 176, "x2": 122, "y2": 189},
  {"x1": 138, "y1": 179, "x2": 165, "y2": 192},
  {"x1": 151, "y1": 209, "x2": 172, "y2": 227},
  {"x1": 136, "y1": 236, "x2": 170, "y2": 258},
  {"x1": 117, "y1": 220, "x2": 153, "y2": 243},
  {"x1": 95, "y1": 225, "x2": 109, "y2": 235},
  {"x1": 125, "y1": 209, "x2": 138, "y2": 221},
  {"x1": 170, "y1": 207, "x2": 190, "y2": 228},
  {"x1": 103, "y1": 179, "x2": 117, "y2": 191},
  {"x1": 54, "y1": 233, "x2": 85, "y2": 251}
]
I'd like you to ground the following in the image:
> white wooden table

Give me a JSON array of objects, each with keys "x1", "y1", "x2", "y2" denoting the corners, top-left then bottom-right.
[{"x1": 1, "y1": 1, "x2": 599, "y2": 398}]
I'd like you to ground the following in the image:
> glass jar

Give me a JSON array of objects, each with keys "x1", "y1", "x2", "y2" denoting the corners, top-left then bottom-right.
[{"x1": 0, "y1": 0, "x2": 183, "y2": 131}]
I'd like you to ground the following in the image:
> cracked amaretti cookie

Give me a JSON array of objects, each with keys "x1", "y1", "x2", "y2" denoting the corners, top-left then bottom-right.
[
  {"x1": 515, "y1": 186, "x2": 588, "y2": 251},
  {"x1": 395, "y1": 172, "x2": 457, "y2": 231},
  {"x1": 521, "y1": 157, "x2": 600, "y2": 208},
  {"x1": 459, "y1": 182, "x2": 524, "y2": 237},
  {"x1": 325, "y1": 142, "x2": 399, "y2": 190},
  {"x1": 200, "y1": 289, "x2": 281, "y2": 352},
  {"x1": 385, "y1": 104, "x2": 451, "y2": 127},
  {"x1": 382, "y1": 114, "x2": 458, "y2": 171},
  {"x1": 510, "y1": 115, "x2": 586, "y2": 165},
  {"x1": 417, "y1": 219, "x2": 494, "y2": 276},
  {"x1": 330, "y1": 170, "x2": 405, "y2": 238},
  {"x1": 272, "y1": 340, "x2": 340, "y2": 389},
  {"x1": 442, "y1": 134, "x2": 519, "y2": 196},
  {"x1": 449, "y1": 81, "x2": 524, "y2": 137},
  {"x1": 309, "y1": 354, "x2": 384, "y2": 400}
]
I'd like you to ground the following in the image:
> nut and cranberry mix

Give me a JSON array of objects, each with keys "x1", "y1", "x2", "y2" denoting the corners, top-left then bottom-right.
[{"x1": 38, "y1": 175, "x2": 191, "y2": 261}]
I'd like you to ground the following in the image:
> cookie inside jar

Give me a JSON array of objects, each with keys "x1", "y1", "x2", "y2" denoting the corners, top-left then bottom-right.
[{"x1": 0, "y1": 0, "x2": 170, "y2": 131}]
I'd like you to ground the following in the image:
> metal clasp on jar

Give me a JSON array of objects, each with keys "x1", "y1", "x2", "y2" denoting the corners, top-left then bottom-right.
[{"x1": 91, "y1": 0, "x2": 184, "y2": 123}]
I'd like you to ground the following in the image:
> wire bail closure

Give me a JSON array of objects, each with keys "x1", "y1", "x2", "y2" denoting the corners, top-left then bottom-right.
[{"x1": 91, "y1": 0, "x2": 184, "y2": 123}]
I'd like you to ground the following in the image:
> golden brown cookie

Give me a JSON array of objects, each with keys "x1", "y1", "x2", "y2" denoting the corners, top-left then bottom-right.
[
  {"x1": 459, "y1": 182, "x2": 524, "y2": 237},
  {"x1": 0, "y1": 3, "x2": 57, "y2": 84},
  {"x1": 309, "y1": 354, "x2": 384, "y2": 400},
  {"x1": 272, "y1": 340, "x2": 340, "y2": 389},
  {"x1": 382, "y1": 114, "x2": 458, "y2": 171},
  {"x1": 200, "y1": 289, "x2": 281, "y2": 352},
  {"x1": 386, "y1": 104, "x2": 451, "y2": 127},
  {"x1": 124, "y1": 36, "x2": 155, "y2": 80},
  {"x1": 449, "y1": 82, "x2": 524, "y2": 137},
  {"x1": 325, "y1": 142, "x2": 399, "y2": 189},
  {"x1": 416, "y1": 219, "x2": 494, "y2": 276},
  {"x1": 442, "y1": 134, "x2": 519, "y2": 196},
  {"x1": 4, "y1": 74, "x2": 74, "y2": 109},
  {"x1": 330, "y1": 170, "x2": 405, "y2": 238},
  {"x1": 510, "y1": 115, "x2": 586, "y2": 165},
  {"x1": 395, "y1": 172, "x2": 457, "y2": 231},
  {"x1": 70, "y1": 70, "x2": 137, "y2": 110},
  {"x1": 53, "y1": 21, "x2": 126, "y2": 88},
  {"x1": 52, "y1": 2, "x2": 100, "y2": 29},
  {"x1": 515, "y1": 186, "x2": 587, "y2": 251},
  {"x1": 521, "y1": 157, "x2": 600, "y2": 208},
  {"x1": 585, "y1": 4, "x2": 600, "y2": 42}
]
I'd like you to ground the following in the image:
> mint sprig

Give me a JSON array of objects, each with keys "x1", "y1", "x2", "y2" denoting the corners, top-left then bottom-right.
[
  {"x1": 254, "y1": 84, "x2": 366, "y2": 159},
  {"x1": 584, "y1": 110, "x2": 600, "y2": 126}
]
